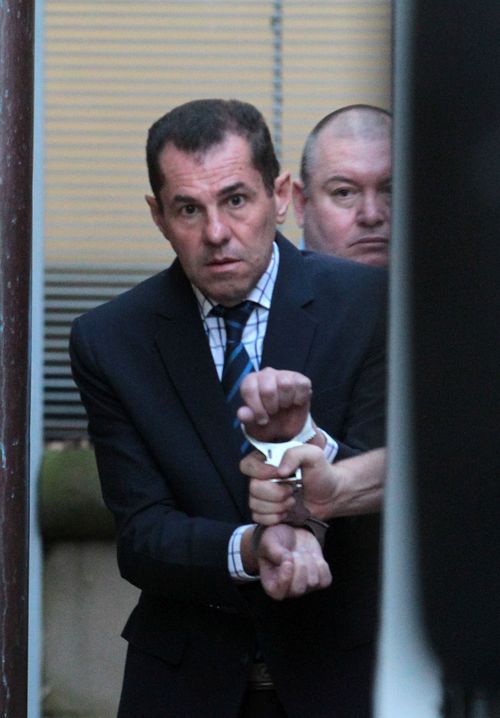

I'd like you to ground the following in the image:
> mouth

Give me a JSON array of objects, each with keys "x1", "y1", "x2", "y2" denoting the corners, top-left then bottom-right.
[
  {"x1": 351, "y1": 236, "x2": 389, "y2": 248},
  {"x1": 206, "y1": 257, "x2": 241, "y2": 267}
]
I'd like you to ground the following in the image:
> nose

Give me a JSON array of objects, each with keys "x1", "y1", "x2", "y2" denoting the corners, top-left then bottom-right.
[
  {"x1": 203, "y1": 208, "x2": 231, "y2": 245},
  {"x1": 357, "y1": 191, "x2": 387, "y2": 227}
]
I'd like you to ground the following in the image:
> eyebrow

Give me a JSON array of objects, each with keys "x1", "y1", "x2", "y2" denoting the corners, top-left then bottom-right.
[
  {"x1": 172, "y1": 182, "x2": 251, "y2": 207},
  {"x1": 323, "y1": 174, "x2": 392, "y2": 186},
  {"x1": 216, "y1": 181, "x2": 249, "y2": 199},
  {"x1": 172, "y1": 194, "x2": 197, "y2": 205},
  {"x1": 324, "y1": 175, "x2": 358, "y2": 185}
]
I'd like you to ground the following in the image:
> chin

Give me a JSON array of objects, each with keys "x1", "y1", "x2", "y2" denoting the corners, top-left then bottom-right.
[
  {"x1": 206, "y1": 282, "x2": 252, "y2": 307},
  {"x1": 356, "y1": 253, "x2": 389, "y2": 269}
]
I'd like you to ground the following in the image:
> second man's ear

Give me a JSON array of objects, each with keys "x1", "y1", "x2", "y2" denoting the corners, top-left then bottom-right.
[{"x1": 291, "y1": 180, "x2": 307, "y2": 229}]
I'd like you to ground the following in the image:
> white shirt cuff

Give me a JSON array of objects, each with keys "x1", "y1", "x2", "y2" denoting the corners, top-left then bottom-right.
[
  {"x1": 318, "y1": 428, "x2": 339, "y2": 463},
  {"x1": 228, "y1": 524, "x2": 260, "y2": 582}
]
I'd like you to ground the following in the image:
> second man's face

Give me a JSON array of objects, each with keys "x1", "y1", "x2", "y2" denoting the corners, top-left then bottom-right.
[
  {"x1": 294, "y1": 131, "x2": 391, "y2": 268},
  {"x1": 146, "y1": 133, "x2": 290, "y2": 307}
]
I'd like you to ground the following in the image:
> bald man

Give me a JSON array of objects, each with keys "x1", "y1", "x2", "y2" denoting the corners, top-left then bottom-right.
[{"x1": 293, "y1": 105, "x2": 392, "y2": 268}]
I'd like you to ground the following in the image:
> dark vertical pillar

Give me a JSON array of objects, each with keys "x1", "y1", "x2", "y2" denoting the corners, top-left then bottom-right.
[
  {"x1": 0, "y1": 1, "x2": 34, "y2": 716},
  {"x1": 404, "y1": 0, "x2": 500, "y2": 708}
]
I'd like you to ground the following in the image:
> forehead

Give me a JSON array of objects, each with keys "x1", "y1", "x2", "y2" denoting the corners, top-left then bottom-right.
[
  {"x1": 158, "y1": 134, "x2": 263, "y2": 198},
  {"x1": 312, "y1": 130, "x2": 391, "y2": 183}
]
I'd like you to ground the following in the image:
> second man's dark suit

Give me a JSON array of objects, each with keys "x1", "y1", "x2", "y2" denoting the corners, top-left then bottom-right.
[{"x1": 70, "y1": 234, "x2": 387, "y2": 718}]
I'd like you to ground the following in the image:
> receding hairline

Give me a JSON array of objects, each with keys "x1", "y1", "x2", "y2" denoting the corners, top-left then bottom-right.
[
  {"x1": 146, "y1": 97, "x2": 280, "y2": 204},
  {"x1": 314, "y1": 104, "x2": 391, "y2": 139},
  {"x1": 300, "y1": 104, "x2": 392, "y2": 186}
]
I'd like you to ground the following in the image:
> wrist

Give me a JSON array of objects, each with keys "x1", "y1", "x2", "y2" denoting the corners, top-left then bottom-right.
[
  {"x1": 240, "y1": 526, "x2": 259, "y2": 575},
  {"x1": 303, "y1": 467, "x2": 340, "y2": 522},
  {"x1": 311, "y1": 464, "x2": 348, "y2": 520},
  {"x1": 310, "y1": 500, "x2": 334, "y2": 523}
]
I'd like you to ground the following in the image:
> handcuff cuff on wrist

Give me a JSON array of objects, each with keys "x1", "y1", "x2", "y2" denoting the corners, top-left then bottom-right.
[{"x1": 242, "y1": 415, "x2": 329, "y2": 550}]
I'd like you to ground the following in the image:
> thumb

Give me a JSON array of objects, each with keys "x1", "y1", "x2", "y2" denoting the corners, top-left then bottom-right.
[
  {"x1": 278, "y1": 444, "x2": 323, "y2": 478},
  {"x1": 261, "y1": 540, "x2": 292, "y2": 566}
]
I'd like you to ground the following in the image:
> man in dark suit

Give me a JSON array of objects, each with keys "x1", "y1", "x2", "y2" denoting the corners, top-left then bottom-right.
[{"x1": 70, "y1": 98, "x2": 386, "y2": 718}]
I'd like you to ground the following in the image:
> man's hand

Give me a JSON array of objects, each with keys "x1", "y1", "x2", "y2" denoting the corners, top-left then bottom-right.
[
  {"x1": 237, "y1": 368, "x2": 315, "y2": 443},
  {"x1": 252, "y1": 524, "x2": 332, "y2": 600},
  {"x1": 241, "y1": 445, "x2": 336, "y2": 523},
  {"x1": 241, "y1": 446, "x2": 386, "y2": 523}
]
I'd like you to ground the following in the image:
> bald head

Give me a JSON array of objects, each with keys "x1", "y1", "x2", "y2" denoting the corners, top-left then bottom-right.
[
  {"x1": 300, "y1": 105, "x2": 392, "y2": 188},
  {"x1": 294, "y1": 105, "x2": 392, "y2": 267}
]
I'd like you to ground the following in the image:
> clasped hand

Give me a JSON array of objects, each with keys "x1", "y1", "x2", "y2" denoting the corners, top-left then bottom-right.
[
  {"x1": 238, "y1": 368, "x2": 333, "y2": 599},
  {"x1": 238, "y1": 369, "x2": 386, "y2": 600}
]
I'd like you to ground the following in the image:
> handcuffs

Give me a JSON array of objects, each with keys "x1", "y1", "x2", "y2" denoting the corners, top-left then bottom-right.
[{"x1": 243, "y1": 415, "x2": 329, "y2": 549}]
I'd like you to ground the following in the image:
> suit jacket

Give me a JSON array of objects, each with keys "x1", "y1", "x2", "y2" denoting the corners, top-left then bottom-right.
[{"x1": 70, "y1": 234, "x2": 387, "y2": 718}]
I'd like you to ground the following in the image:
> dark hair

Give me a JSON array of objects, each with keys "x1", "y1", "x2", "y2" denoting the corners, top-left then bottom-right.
[
  {"x1": 300, "y1": 104, "x2": 392, "y2": 190},
  {"x1": 146, "y1": 99, "x2": 280, "y2": 204}
]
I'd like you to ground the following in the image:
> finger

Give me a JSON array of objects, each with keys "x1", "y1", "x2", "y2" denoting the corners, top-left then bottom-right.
[
  {"x1": 251, "y1": 511, "x2": 290, "y2": 526},
  {"x1": 289, "y1": 550, "x2": 331, "y2": 597},
  {"x1": 252, "y1": 369, "x2": 281, "y2": 416},
  {"x1": 263, "y1": 370, "x2": 311, "y2": 411},
  {"x1": 240, "y1": 452, "x2": 275, "y2": 480},
  {"x1": 275, "y1": 558, "x2": 296, "y2": 600},
  {"x1": 262, "y1": 558, "x2": 294, "y2": 601},
  {"x1": 303, "y1": 549, "x2": 322, "y2": 588},
  {"x1": 249, "y1": 501, "x2": 294, "y2": 519},
  {"x1": 288, "y1": 553, "x2": 310, "y2": 597},
  {"x1": 285, "y1": 373, "x2": 312, "y2": 407},
  {"x1": 239, "y1": 374, "x2": 270, "y2": 426},
  {"x1": 299, "y1": 551, "x2": 320, "y2": 593},
  {"x1": 317, "y1": 559, "x2": 333, "y2": 589},
  {"x1": 249, "y1": 497, "x2": 293, "y2": 524},
  {"x1": 277, "y1": 444, "x2": 325, "y2": 479},
  {"x1": 249, "y1": 478, "x2": 293, "y2": 502},
  {"x1": 249, "y1": 495, "x2": 294, "y2": 524},
  {"x1": 271, "y1": 372, "x2": 298, "y2": 410},
  {"x1": 249, "y1": 494, "x2": 293, "y2": 515},
  {"x1": 257, "y1": 370, "x2": 308, "y2": 413},
  {"x1": 237, "y1": 404, "x2": 258, "y2": 426}
]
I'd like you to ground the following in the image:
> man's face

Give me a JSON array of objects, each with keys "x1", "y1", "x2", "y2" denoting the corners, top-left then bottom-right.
[
  {"x1": 293, "y1": 129, "x2": 391, "y2": 267},
  {"x1": 146, "y1": 134, "x2": 290, "y2": 306}
]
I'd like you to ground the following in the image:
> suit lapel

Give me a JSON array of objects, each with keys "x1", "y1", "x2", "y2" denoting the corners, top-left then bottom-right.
[
  {"x1": 152, "y1": 240, "x2": 318, "y2": 518},
  {"x1": 262, "y1": 236, "x2": 318, "y2": 372},
  {"x1": 154, "y1": 262, "x2": 248, "y2": 518}
]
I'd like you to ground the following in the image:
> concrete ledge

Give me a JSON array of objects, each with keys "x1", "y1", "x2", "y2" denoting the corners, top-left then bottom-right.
[{"x1": 39, "y1": 447, "x2": 114, "y2": 540}]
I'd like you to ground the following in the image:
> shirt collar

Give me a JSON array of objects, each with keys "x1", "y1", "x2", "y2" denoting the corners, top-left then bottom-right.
[{"x1": 193, "y1": 241, "x2": 280, "y2": 320}]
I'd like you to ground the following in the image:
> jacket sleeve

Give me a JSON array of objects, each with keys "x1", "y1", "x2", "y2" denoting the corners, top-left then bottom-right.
[
  {"x1": 69, "y1": 316, "x2": 250, "y2": 613},
  {"x1": 336, "y1": 289, "x2": 386, "y2": 459},
  {"x1": 309, "y1": 267, "x2": 387, "y2": 461}
]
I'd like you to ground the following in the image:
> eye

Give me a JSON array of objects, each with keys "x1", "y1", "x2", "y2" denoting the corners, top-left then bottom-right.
[
  {"x1": 180, "y1": 204, "x2": 198, "y2": 217},
  {"x1": 332, "y1": 187, "x2": 354, "y2": 199},
  {"x1": 227, "y1": 194, "x2": 245, "y2": 208}
]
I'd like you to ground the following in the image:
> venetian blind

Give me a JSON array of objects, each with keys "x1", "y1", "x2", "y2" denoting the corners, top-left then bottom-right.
[
  {"x1": 282, "y1": 0, "x2": 392, "y2": 201},
  {"x1": 44, "y1": 0, "x2": 391, "y2": 265}
]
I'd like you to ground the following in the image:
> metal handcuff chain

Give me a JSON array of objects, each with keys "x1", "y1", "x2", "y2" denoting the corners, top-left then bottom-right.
[{"x1": 242, "y1": 416, "x2": 329, "y2": 550}]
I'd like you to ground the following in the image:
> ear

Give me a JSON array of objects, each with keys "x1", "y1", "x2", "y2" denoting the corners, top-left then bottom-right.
[
  {"x1": 145, "y1": 194, "x2": 167, "y2": 237},
  {"x1": 292, "y1": 179, "x2": 307, "y2": 229},
  {"x1": 273, "y1": 171, "x2": 291, "y2": 225}
]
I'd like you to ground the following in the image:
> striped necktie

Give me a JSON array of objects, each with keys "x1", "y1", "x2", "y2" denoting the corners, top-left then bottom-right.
[{"x1": 212, "y1": 300, "x2": 255, "y2": 454}]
